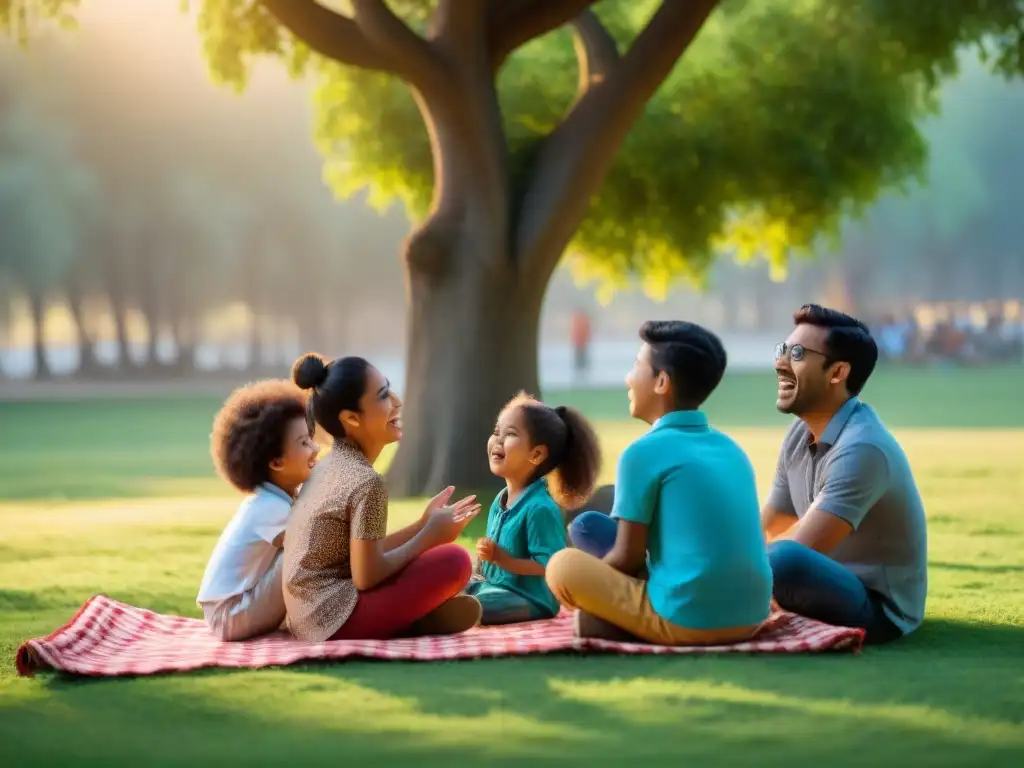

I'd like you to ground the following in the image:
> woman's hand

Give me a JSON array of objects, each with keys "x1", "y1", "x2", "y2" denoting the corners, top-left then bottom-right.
[
  {"x1": 350, "y1": 489, "x2": 479, "y2": 591},
  {"x1": 421, "y1": 495, "x2": 481, "y2": 548},
  {"x1": 420, "y1": 486, "x2": 455, "y2": 527}
]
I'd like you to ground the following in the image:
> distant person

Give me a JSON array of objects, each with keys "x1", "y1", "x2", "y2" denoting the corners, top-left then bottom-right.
[
  {"x1": 877, "y1": 313, "x2": 907, "y2": 362},
  {"x1": 763, "y1": 304, "x2": 928, "y2": 643},
  {"x1": 197, "y1": 380, "x2": 320, "y2": 641},
  {"x1": 570, "y1": 309, "x2": 592, "y2": 383},
  {"x1": 465, "y1": 393, "x2": 601, "y2": 625},
  {"x1": 548, "y1": 321, "x2": 772, "y2": 644},
  {"x1": 284, "y1": 353, "x2": 482, "y2": 641},
  {"x1": 999, "y1": 306, "x2": 1024, "y2": 360}
]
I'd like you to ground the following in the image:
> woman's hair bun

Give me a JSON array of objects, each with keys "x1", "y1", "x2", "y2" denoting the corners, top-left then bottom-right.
[{"x1": 292, "y1": 352, "x2": 329, "y2": 391}]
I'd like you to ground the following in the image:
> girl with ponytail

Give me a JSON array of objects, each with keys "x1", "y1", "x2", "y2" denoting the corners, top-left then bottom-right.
[{"x1": 466, "y1": 392, "x2": 602, "y2": 625}]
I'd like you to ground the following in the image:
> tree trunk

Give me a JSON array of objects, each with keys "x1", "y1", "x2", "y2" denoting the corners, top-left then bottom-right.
[
  {"x1": 66, "y1": 279, "x2": 101, "y2": 377},
  {"x1": 110, "y1": 298, "x2": 134, "y2": 372},
  {"x1": 385, "y1": 223, "x2": 544, "y2": 497},
  {"x1": 170, "y1": 312, "x2": 197, "y2": 375},
  {"x1": 139, "y1": 296, "x2": 162, "y2": 372},
  {"x1": 382, "y1": 49, "x2": 519, "y2": 496},
  {"x1": 27, "y1": 291, "x2": 51, "y2": 380},
  {"x1": 101, "y1": 244, "x2": 136, "y2": 373}
]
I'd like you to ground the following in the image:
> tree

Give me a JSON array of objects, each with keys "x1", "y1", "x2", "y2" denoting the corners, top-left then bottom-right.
[
  {"x1": 0, "y1": 96, "x2": 98, "y2": 378},
  {"x1": 8, "y1": 0, "x2": 1024, "y2": 494}
]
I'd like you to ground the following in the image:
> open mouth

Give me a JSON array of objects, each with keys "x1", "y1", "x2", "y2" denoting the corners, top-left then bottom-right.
[
  {"x1": 388, "y1": 415, "x2": 402, "y2": 430},
  {"x1": 307, "y1": 457, "x2": 318, "y2": 470},
  {"x1": 490, "y1": 451, "x2": 505, "y2": 462},
  {"x1": 777, "y1": 375, "x2": 796, "y2": 395}
]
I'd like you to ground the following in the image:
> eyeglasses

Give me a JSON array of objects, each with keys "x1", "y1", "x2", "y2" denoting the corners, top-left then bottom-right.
[{"x1": 774, "y1": 342, "x2": 828, "y2": 362}]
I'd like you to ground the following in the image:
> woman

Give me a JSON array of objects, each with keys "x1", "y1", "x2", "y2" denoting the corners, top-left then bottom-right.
[{"x1": 283, "y1": 352, "x2": 483, "y2": 641}]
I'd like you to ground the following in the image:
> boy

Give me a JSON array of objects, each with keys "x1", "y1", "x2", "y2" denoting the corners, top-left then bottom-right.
[
  {"x1": 197, "y1": 380, "x2": 319, "y2": 641},
  {"x1": 549, "y1": 320, "x2": 772, "y2": 644}
]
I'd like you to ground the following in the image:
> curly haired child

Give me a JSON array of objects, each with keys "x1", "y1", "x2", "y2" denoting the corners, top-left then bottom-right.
[{"x1": 197, "y1": 380, "x2": 319, "y2": 641}]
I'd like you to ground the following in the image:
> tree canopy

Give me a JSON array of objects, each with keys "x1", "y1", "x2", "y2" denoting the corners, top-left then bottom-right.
[
  {"x1": 176, "y1": 0, "x2": 1019, "y2": 293},
  {"x1": 5, "y1": 0, "x2": 1021, "y2": 295}
]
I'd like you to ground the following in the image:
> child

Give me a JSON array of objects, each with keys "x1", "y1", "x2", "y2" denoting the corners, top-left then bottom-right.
[
  {"x1": 464, "y1": 392, "x2": 602, "y2": 625},
  {"x1": 197, "y1": 380, "x2": 320, "y2": 641}
]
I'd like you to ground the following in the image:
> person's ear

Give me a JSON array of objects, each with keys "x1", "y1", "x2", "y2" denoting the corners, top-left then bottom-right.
[
  {"x1": 529, "y1": 444, "x2": 549, "y2": 466},
  {"x1": 340, "y1": 409, "x2": 361, "y2": 432},
  {"x1": 829, "y1": 361, "x2": 850, "y2": 385},
  {"x1": 654, "y1": 370, "x2": 671, "y2": 396},
  {"x1": 269, "y1": 457, "x2": 284, "y2": 471}
]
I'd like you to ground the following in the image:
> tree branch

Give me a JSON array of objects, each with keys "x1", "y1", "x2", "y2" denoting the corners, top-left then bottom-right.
[
  {"x1": 433, "y1": 0, "x2": 490, "y2": 66},
  {"x1": 516, "y1": 0, "x2": 720, "y2": 281},
  {"x1": 435, "y1": 0, "x2": 488, "y2": 41},
  {"x1": 487, "y1": 0, "x2": 600, "y2": 70},
  {"x1": 259, "y1": 0, "x2": 391, "y2": 72},
  {"x1": 571, "y1": 9, "x2": 619, "y2": 90},
  {"x1": 350, "y1": 0, "x2": 448, "y2": 90}
]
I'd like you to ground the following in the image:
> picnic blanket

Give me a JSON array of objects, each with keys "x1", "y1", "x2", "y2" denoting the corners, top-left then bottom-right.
[{"x1": 16, "y1": 594, "x2": 864, "y2": 677}]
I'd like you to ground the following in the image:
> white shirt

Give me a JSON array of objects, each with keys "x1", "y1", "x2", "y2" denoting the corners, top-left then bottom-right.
[{"x1": 197, "y1": 483, "x2": 293, "y2": 605}]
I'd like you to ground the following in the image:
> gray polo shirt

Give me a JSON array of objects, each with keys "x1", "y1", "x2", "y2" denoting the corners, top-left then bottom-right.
[{"x1": 767, "y1": 397, "x2": 928, "y2": 635}]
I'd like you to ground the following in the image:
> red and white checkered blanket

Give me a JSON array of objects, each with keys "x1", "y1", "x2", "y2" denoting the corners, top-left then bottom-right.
[{"x1": 16, "y1": 594, "x2": 864, "y2": 677}]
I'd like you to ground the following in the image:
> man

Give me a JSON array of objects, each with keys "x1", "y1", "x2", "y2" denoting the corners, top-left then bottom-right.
[
  {"x1": 546, "y1": 321, "x2": 772, "y2": 643},
  {"x1": 764, "y1": 304, "x2": 928, "y2": 644}
]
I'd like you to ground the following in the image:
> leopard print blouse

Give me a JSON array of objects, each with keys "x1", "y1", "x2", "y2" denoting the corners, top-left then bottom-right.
[{"x1": 282, "y1": 438, "x2": 388, "y2": 641}]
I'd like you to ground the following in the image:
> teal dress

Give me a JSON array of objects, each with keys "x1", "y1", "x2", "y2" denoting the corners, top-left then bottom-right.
[{"x1": 464, "y1": 479, "x2": 566, "y2": 624}]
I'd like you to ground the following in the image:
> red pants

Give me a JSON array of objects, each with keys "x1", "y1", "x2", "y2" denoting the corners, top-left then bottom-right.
[{"x1": 330, "y1": 544, "x2": 472, "y2": 640}]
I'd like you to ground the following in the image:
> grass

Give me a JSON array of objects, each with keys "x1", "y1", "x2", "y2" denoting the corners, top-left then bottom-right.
[
  {"x1": 1, "y1": 367, "x2": 1021, "y2": 503},
  {"x1": 1, "y1": 368, "x2": 1023, "y2": 766}
]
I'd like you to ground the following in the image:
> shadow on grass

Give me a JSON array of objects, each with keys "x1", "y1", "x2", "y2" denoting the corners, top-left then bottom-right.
[{"x1": 6, "y1": 620, "x2": 1022, "y2": 767}]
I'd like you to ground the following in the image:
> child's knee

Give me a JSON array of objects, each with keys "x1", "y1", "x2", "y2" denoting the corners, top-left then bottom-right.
[
  {"x1": 568, "y1": 511, "x2": 617, "y2": 557},
  {"x1": 568, "y1": 510, "x2": 603, "y2": 543}
]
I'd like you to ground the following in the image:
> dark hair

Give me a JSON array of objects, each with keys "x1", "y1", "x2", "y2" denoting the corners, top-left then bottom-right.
[
  {"x1": 792, "y1": 304, "x2": 878, "y2": 395},
  {"x1": 210, "y1": 379, "x2": 309, "y2": 493},
  {"x1": 291, "y1": 353, "x2": 372, "y2": 440},
  {"x1": 506, "y1": 392, "x2": 602, "y2": 510},
  {"x1": 639, "y1": 320, "x2": 727, "y2": 408}
]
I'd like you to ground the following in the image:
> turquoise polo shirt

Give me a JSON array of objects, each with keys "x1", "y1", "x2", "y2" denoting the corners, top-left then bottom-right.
[
  {"x1": 612, "y1": 410, "x2": 772, "y2": 630},
  {"x1": 479, "y1": 479, "x2": 566, "y2": 617}
]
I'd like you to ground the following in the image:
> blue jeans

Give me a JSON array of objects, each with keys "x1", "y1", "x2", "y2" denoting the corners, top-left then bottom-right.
[
  {"x1": 568, "y1": 511, "x2": 617, "y2": 558},
  {"x1": 463, "y1": 579, "x2": 547, "y2": 625},
  {"x1": 768, "y1": 540, "x2": 902, "y2": 644}
]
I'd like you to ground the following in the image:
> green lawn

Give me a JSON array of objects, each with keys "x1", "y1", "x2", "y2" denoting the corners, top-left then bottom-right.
[{"x1": 1, "y1": 368, "x2": 1023, "y2": 766}]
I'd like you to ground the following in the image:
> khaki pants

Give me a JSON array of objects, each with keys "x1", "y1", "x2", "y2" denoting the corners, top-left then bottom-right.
[
  {"x1": 202, "y1": 551, "x2": 286, "y2": 642},
  {"x1": 545, "y1": 548, "x2": 760, "y2": 646}
]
